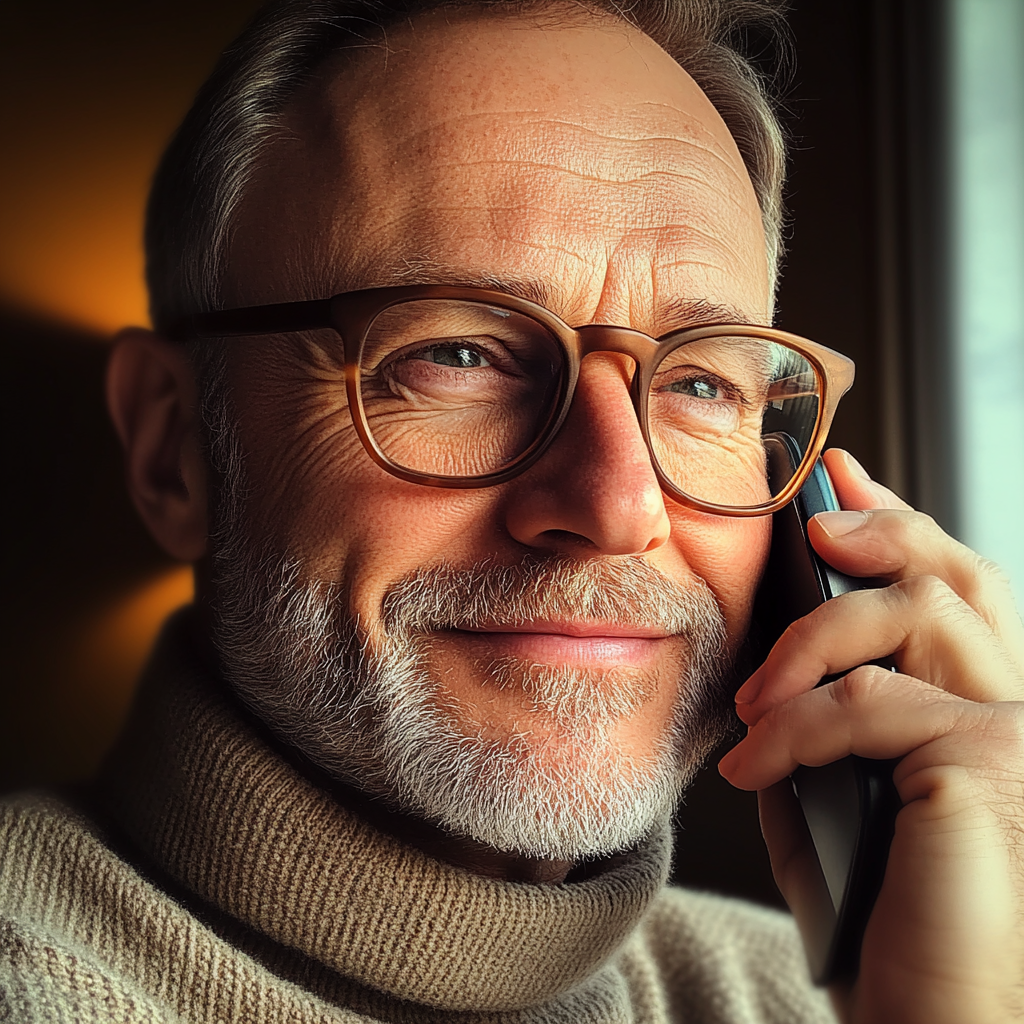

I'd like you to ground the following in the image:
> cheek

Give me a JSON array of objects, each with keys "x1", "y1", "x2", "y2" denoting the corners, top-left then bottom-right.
[
  {"x1": 238, "y1": 406, "x2": 501, "y2": 615},
  {"x1": 232, "y1": 354, "x2": 510, "y2": 626},
  {"x1": 233, "y1": 374, "x2": 363, "y2": 544},
  {"x1": 339, "y1": 483, "x2": 501, "y2": 626},
  {"x1": 666, "y1": 507, "x2": 771, "y2": 648}
]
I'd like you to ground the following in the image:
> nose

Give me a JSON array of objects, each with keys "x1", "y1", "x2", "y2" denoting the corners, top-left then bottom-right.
[{"x1": 503, "y1": 352, "x2": 671, "y2": 556}]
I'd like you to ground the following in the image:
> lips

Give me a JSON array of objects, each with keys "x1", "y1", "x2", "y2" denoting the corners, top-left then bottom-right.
[
  {"x1": 447, "y1": 621, "x2": 675, "y2": 667},
  {"x1": 456, "y1": 619, "x2": 673, "y2": 639}
]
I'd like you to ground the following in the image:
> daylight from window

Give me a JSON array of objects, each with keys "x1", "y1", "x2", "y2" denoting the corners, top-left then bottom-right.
[{"x1": 950, "y1": 0, "x2": 1024, "y2": 599}]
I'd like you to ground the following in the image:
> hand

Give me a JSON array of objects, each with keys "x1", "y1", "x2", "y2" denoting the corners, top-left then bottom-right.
[{"x1": 718, "y1": 448, "x2": 1024, "y2": 1024}]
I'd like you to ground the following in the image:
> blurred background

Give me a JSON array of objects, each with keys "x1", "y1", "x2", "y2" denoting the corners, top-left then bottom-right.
[{"x1": 2, "y1": 0, "x2": 1022, "y2": 907}]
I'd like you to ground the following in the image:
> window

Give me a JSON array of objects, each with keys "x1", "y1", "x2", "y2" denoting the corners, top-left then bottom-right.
[{"x1": 950, "y1": 0, "x2": 1024, "y2": 597}]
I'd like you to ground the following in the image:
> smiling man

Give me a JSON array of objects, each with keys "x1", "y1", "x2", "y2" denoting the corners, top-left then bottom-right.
[{"x1": 3, "y1": 2, "x2": 1024, "y2": 1023}]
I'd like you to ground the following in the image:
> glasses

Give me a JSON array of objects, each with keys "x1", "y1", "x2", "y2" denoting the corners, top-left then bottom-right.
[{"x1": 171, "y1": 284, "x2": 855, "y2": 517}]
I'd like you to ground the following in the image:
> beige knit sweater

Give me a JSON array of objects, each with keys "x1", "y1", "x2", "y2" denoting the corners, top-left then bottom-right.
[{"x1": 0, "y1": 609, "x2": 836, "y2": 1023}]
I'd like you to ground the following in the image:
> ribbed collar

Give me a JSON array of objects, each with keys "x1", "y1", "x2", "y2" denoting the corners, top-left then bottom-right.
[{"x1": 97, "y1": 607, "x2": 671, "y2": 1014}]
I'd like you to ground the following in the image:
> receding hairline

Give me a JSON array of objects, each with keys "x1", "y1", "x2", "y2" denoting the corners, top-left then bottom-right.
[
  {"x1": 281, "y1": 3, "x2": 745, "y2": 158},
  {"x1": 224, "y1": 4, "x2": 765, "y2": 308}
]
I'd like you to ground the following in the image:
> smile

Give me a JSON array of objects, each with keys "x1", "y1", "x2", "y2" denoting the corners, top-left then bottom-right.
[{"x1": 448, "y1": 621, "x2": 675, "y2": 668}]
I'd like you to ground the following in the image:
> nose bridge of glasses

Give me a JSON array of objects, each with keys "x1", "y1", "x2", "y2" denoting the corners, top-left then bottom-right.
[{"x1": 574, "y1": 323, "x2": 657, "y2": 361}]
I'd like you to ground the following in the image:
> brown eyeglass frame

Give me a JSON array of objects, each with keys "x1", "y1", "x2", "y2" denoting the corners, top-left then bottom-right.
[{"x1": 170, "y1": 284, "x2": 856, "y2": 517}]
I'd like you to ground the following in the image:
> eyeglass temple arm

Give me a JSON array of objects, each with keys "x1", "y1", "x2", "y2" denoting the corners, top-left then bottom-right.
[{"x1": 167, "y1": 298, "x2": 334, "y2": 341}]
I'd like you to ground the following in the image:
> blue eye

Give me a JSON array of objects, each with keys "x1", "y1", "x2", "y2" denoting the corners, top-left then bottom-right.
[
  {"x1": 424, "y1": 345, "x2": 491, "y2": 368},
  {"x1": 665, "y1": 377, "x2": 723, "y2": 400}
]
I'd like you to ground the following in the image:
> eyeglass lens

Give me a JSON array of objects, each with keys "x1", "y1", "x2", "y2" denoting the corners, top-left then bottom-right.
[{"x1": 357, "y1": 299, "x2": 820, "y2": 507}]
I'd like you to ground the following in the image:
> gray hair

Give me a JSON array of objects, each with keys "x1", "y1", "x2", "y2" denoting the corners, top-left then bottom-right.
[{"x1": 146, "y1": 0, "x2": 790, "y2": 336}]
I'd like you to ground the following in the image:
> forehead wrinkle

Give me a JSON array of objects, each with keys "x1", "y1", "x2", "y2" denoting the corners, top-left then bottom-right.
[
  {"x1": 391, "y1": 112, "x2": 748, "y2": 193},
  {"x1": 230, "y1": 17, "x2": 769, "y2": 329},
  {"x1": 452, "y1": 158, "x2": 748, "y2": 218},
  {"x1": 365, "y1": 201, "x2": 743, "y2": 282},
  {"x1": 328, "y1": 209, "x2": 593, "y2": 302},
  {"x1": 291, "y1": 27, "x2": 761, "y2": 290},
  {"x1": 488, "y1": 197, "x2": 753, "y2": 280},
  {"x1": 498, "y1": 116, "x2": 742, "y2": 184},
  {"x1": 352, "y1": 144, "x2": 754, "y2": 250},
  {"x1": 633, "y1": 221, "x2": 754, "y2": 276},
  {"x1": 394, "y1": 107, "x2": 729, "y2": 154},
  {"x1": 328, "y1": 197, "x2": 755, "y2": 318}
]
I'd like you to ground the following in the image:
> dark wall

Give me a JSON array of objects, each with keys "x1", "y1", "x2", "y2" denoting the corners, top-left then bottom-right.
[
  {"x1": 0, "y1": 0, "x2": 264, "y2": 790},
  {"x1": 1, "y1": 314, "x2": 170, "y2": 788}
]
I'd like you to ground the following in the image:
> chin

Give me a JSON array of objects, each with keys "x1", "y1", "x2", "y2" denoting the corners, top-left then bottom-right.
[{"x1": 371, "y1": 700, "x2": 691, "y2": 861}]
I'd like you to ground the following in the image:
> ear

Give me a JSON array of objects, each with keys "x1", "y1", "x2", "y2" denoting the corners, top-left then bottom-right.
[{"x1": 106, "y1": 328, "x2": 209, "y2": 561}]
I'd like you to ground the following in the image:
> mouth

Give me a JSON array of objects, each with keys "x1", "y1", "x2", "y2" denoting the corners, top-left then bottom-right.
[
  {"x1": 445, "y1": 620, "x2": 676, "y2": 668},
  {"x1": 458, "y1": 620, "x2": 673, "y2": 639}
]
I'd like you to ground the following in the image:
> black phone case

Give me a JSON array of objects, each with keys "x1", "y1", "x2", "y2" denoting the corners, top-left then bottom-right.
[{"x1": 754, "y1": 434, "x2": 902, "y2": 985}]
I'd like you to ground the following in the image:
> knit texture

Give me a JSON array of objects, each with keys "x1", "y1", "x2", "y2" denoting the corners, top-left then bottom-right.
[{"x1": 0, "y1": 609, "x2": 837, "y2": 1023}]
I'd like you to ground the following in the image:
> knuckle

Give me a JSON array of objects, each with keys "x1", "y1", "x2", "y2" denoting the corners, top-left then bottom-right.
[
  {"x1": 892, "y1": 573, "x2": 958, "y2": 613},
  {"x1": 958, "y1": 556, "x2": 1015, "y2": 621},
  {"x1": 976, "y1": 556, "x2": 1010, "y2": 589},
  {"x1": 830, "y1": 663, "x2": 892, "y2": 708},
  {"x1": 779, "y1": 613, "x2": 818, "y2": 650},
  {"x1": 985, "y1": 702, "x2": 1024, "y2": 753},
  {"x1": 884, "y1": 508, "x2": 937, "y2": 543},
  {"x1": 774, "y1": 601, "x2": 843, "y2": 655}
]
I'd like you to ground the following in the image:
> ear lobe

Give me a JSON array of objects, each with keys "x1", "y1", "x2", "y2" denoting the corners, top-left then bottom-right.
[{"x1": 106, "y1": 328, "x2": 209, "y2": 561}]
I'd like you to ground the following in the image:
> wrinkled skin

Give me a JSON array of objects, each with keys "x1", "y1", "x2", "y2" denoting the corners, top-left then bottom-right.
[{"x1": 107, "y1": 10, "x2": 1024, "y2": 1022}]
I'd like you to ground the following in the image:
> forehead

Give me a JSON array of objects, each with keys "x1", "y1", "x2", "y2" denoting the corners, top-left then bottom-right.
[{"x1": 226, "y1": 9, "x2": 770, "y2": 325}]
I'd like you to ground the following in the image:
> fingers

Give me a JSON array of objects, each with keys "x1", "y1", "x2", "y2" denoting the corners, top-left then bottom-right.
[
  {"x1": 721, "y1": 666, "x2": 973, "y2": 791},
  {"x1": 822, "y1": 448, "x2": 912, "y2": 513},
  {"x1": 810, "y1": 508, "x2": 1021, "y2": 642},
  {"x1": 810, "y1": 452, "x2": 1024, "y2": 670},
  {"x1": 735, "y1": 574, "x2": 1024, "y2": 718},
  {"x1": 813, "y1": 510, "x2": 1024, "y2": 669}
]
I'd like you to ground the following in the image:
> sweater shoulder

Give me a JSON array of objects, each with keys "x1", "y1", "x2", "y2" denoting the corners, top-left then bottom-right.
[
  {"x1": 0, "y1": 789, "x2": 108, "y2": 910},
  {"x1": 0, "y1": 912, "x2": 182, "y2": 1024},
  {"x1": 620, "y1": 886, "x2": 838, "y2": 1024},
  {"x1": 0, "y1": 791, "x2": 181, "y2": 1023},
  {"x1": 0, "y1": 791, "x2": 375, "y2": 1024}
]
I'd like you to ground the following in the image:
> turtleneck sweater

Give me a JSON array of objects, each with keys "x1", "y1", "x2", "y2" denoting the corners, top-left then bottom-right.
[{"x1": 0, "y1": 609, "x2": 836, "y2": 1023}]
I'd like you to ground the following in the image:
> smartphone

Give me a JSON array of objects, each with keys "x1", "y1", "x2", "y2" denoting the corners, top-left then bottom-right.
[{"x1": 752, "y1": 433, "x2": 902, "y2": 985}]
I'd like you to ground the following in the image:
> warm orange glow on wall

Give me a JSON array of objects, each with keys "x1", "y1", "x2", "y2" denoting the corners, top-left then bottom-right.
[
  {"x1": 0, "y1": 145, "x2": 154, "y2": 334},
  {"x1": 62, "y1": 568, "x2": 197, "y2": 763},
  {"x1": 1, "y1": 2, "x2": 261, "y2": 790},
  {"x1": 77, "y1": 567, "x2": 196, "y2": 697},
  {"x1": 0, "y1": 2, "x2": 263, "y2": 336}
]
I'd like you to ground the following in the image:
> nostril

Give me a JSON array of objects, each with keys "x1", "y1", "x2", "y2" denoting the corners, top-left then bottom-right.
[{"x1": 539, "y1": 529, "x2": 599, "y2": 551}]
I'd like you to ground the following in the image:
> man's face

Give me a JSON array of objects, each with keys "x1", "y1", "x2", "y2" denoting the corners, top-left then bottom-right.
[{"x1": 212, "y1": 10, "x2": 773, "y2": 859}]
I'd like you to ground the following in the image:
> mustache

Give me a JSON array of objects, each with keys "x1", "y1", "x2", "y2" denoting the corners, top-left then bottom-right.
[{"x1": 380, "y1": 555, "x2": 723, "y2": 639}]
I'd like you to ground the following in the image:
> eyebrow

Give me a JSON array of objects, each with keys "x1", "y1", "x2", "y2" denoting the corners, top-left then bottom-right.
[
  {"x1": 379, "y1": 265, "x2": 557, "y2": 309},
  {"x1": 373, "y1": 263, "x2": 759, "y2": 334},
  {"x1": 653, "y1": 297, "x2": 760, "y2": 335}
]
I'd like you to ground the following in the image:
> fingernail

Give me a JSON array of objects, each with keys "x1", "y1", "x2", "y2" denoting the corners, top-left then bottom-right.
[
  {"x1": 814, "y1": 509, "x2": 869, "y2": 537},
  {"x1": 843, "y1": 450, "x2": 872, "y2": 481}
]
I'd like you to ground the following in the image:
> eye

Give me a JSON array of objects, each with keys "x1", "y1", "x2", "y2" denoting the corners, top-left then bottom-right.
[
  {"x1": 420, "y1": 344, "x2": 492, "y2": 369},
  {"x1": 662, "y1": 375, "x2": 737, "y2": 402}
]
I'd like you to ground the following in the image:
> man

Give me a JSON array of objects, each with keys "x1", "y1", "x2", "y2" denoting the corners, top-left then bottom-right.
[{"x1": 2, "y1": 1, "x2": 1022, "y2": 1021}]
